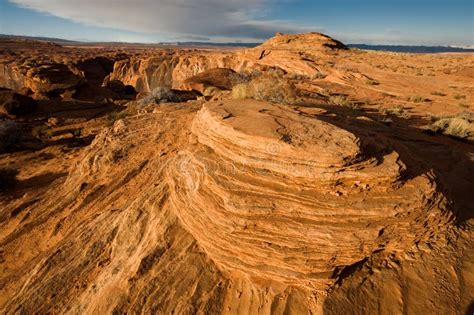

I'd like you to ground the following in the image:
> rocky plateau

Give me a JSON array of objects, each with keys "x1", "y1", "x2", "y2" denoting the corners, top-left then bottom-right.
[{"x1": 0, "y1": 33, "x2": 473, "y2": 314}]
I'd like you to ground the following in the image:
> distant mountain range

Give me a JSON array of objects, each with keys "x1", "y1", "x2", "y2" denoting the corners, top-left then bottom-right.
[
  {"x1": 0, "y1": 34, "x2": 78, "y2": 45},
  {"x1": 1, "y1": 34, "x2": 473, "y2": 53},
  {"x1": 347, "y1": 44, "x2": 474, "y2": 53}
]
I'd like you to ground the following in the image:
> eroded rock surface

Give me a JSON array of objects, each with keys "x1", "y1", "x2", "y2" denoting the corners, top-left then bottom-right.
[{"x1": 1, "y1": 99, "x2": 467, "y2": 314}]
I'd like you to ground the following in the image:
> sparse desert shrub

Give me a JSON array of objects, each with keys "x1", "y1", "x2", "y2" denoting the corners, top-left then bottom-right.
[
  {"x1": 459, "y1": 103, "x2": 469, "y2": 109},
  {"x1": 0, "y1": 167, "x2": 19, "y2": 191},
  {"x1": 428, "y1": 111, "x2": 474, "y2": 141},
  {"x1": 289, "y1": 73, "x2": 310, "y2": 80},
  {"x1": 232, "y1": 75, "x2": 299, "y2": 105},
  {"x1": 69, "y1": 128, "x2": 82, "y2": 138},
  {"x1": 431, "y1": 91, "x2": 446, "y2": 96},
  {"x1": 231, "y1": 84, "x2": 250, "y2": 100},
  {"x1": 137, "y1": 87, "x2": 182, "y2": 107},
  {"x1": 106, "y1": 111, "x2": 129, "y2": 126},
  {"x1": 228, "y1": 71, "x2": 255, "y2": 85},
  {"x1": 0, "y1": 120, "x2": 22, "y2": 150},
  {"x1": 312, "y1": 72, "x2": 327, "y2": 79},
  {"x1": 408, "y1": 95, "x2": 428, "y2": 103},
  {"x1": 31, "y1": 125, "x2": 53, "y2": 141},
  {"x1": 329, "y1": 95, "x2": 359, "y2": 109},
  {"x1": 365, "y1": 78, "x2": 379, "y2": 85},
  {"x1": 319, "y1": 88, "x2": 331, "y2": 97},
  {"x1": 266, "y1": 67, "x2": 286, "y2": 77},
  {"x1": 454, "y1": 94, "x2": 466, "y2": 100},
  {"x1": 379, "y1": 105, "x2": 410, "y2": 119},
  {"x1": 329, "y1": 95, "x2": 349, "y2": 106}
]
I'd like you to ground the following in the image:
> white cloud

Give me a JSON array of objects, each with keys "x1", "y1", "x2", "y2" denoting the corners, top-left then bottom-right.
[{"x1": 9, "y1": 0, "x2": 313, "y2": 41}]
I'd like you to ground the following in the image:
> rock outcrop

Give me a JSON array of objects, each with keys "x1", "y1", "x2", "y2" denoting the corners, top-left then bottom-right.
[
  {"x1": 257, "y1": 32, "x2": 348, "y2": 51},
  {"x1": 0, "y1": 40, "x2": 127, "y2": 96},
  {"x1": 106, "y1": 33, "x2": 350, "y2": 93},
  {"x1": 0, "y1": 99, "x2": 459, "y2": 314},
  {"x1": 107, "y1": 51, "x2": 239, "y2": 93},
  {"x1": 24, "y1": 64, "x2": 84, "y2": 94},
  {"x1": 169, "y1": 100, "x2": 452, "y2": 289},
  {"x1": 182, "y1": 68, "x2": 243, "y2": 94}
]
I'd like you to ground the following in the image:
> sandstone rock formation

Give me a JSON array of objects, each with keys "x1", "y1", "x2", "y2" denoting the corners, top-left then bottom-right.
[
  {"x1": 107, "y1": 51, "x2": 239, "y2": 93},
  {"x1": 257, "y1": 32, "x2": 348, "y2": 51},
  {"x1": 1, "y1": 98, "x2": 468, "y2": 313},
  {"x1": 0, "y1": 39, "x2": 128, "y2": 96},
  {"x1": 23, "y1": 64, "x2": 83, "y2": 94},
  {"x1": 171, "y1": 100, "x2": 452, "y2": 289},
  {"x1": 182, "y1": 68, "x2": 243, "y2": 95},
  {"x1": 104, "y1": 33, "x2": 352, "y2": 93}
]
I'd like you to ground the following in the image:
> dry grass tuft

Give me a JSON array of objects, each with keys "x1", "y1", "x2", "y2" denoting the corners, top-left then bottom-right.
[
  {"x1": 408, "y1": 95, "x2": 429, "y2": 103},
  {"x1": 453, "y1": 94, "x2": 466, "y2": 100},
  {"x1": 232, "y1": 74, "x2": 299, "y2": 104},
  {"x1": 312, "y1": 72, "x2": 327, "y2": 79},
  {"x1": 428, "y1": 111, "x2": 474, "y2": 141},
  {"x1": 379, "y1": 105, "x2": 410, "y2": 119},
  {"x1": 365, "y1": 78, "x2": 379, "y2": 85},
  {"x1": 329, "y1": 95, "x2": 359, "y2": 109}
]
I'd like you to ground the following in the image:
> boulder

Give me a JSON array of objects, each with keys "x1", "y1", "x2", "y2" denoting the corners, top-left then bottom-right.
[
  {"x1": 25, "y1": 64, "x2": 83, "y2": 94},
  {"x1": 182, "y1": 68, "x2": 244, "y2": 94},
  {"x1": 104, "y1": 80, "x2": 137, "y2": 100}
]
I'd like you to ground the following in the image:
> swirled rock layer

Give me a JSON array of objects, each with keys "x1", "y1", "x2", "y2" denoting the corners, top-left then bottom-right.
[
  {"x1": 0, "y1": 100, "x2": 465, "y2": 314},
  {"x1": 167, "y1": 100, "x2": 452, "y2": 290}
]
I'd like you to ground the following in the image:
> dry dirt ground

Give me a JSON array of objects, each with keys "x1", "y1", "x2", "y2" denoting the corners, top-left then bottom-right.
[{"x1": 0, "y1": 33, "x2": 473, "y2": 314}]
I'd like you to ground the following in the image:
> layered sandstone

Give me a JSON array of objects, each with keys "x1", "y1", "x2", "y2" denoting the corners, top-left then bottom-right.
[
  {"x1": 0, "y1": 39, "x2": 127, "y2": 95},
  {"x1": 107, "y1": 51, "x2": 240, "y2": 92},
  {"x1": 106, "y1": 33, "x2": 352, "y2": 93},
  {"x1": 0, "y1": 99, "x2": 462, "y2": 314},
  {"x1": 168, "y1": 100, "x2": 452, "y2": 289}
]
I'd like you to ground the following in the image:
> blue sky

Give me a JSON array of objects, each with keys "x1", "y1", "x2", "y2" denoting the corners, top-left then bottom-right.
[{"x1": 0, "y1": 0, "x2": 473, "y2": 45}]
